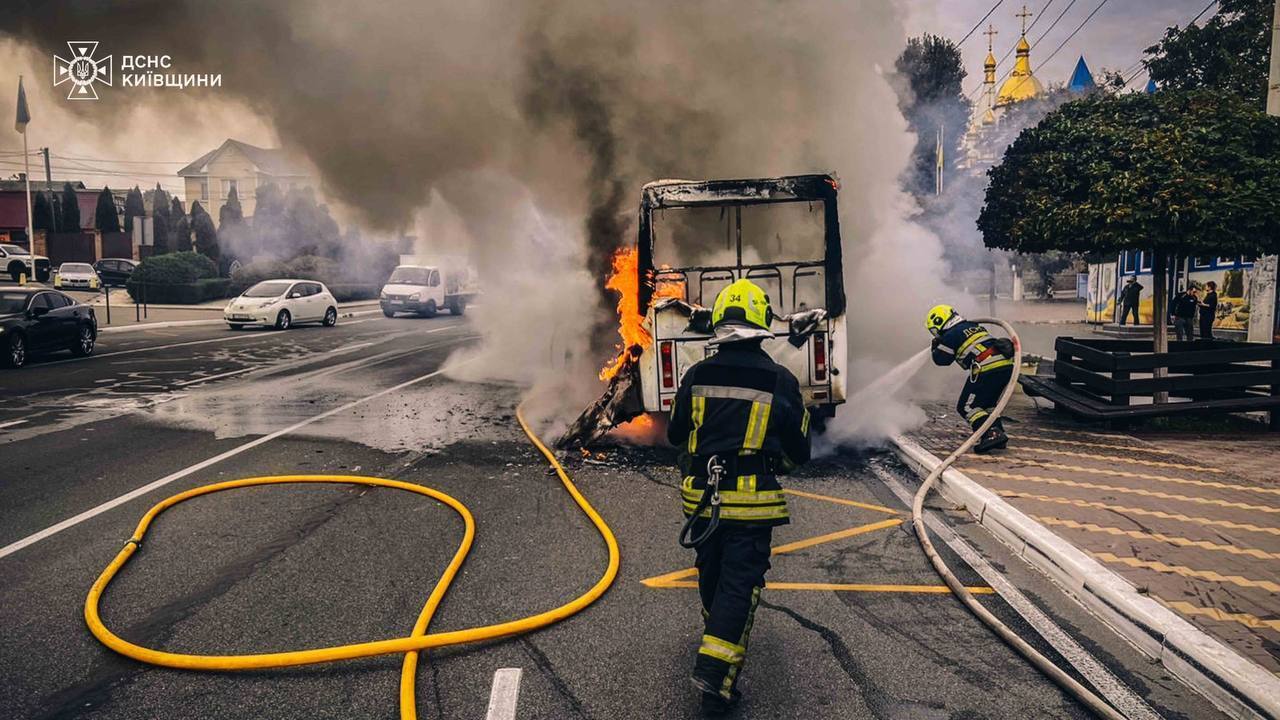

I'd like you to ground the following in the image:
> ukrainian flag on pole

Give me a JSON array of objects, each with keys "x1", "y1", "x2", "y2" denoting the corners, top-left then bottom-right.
[
  {"x1": 15, "y1": 75, "x2": 31, "y2": 133},
  {"x1": 15, "y1": 75, "x2": 34, "y2": 282}
]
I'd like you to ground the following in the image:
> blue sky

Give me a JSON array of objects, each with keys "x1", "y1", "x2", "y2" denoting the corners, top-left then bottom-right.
[{"x1": 900, "y1": 1, "x2": 1215, "y2": 96}]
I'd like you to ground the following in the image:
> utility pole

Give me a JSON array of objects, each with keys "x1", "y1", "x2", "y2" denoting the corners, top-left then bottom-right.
[
  {"x1": 41, "y1": 147, "x2": 51, "y2": 190},
  {"x1": 1268, "y1": 0, "x2": 1279, "y2": 117}
]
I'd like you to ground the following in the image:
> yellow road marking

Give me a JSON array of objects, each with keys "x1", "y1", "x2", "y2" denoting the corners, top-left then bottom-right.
[
  {"x1": 783, "y1": 488, "x2": 901, "y2": 515},
  {"x1": 962, "y1": 468, "x2": 1280, "y2": 515},
  {"x1": 968, "y1": 457, "x2": 1273, "y2": 495},
  {"x1": 996, "y1": 491, "x2": 1280, "y2": 537},
  {"x1": 641, "y1": 518, "x2": 903, "y2": 587},
  {"x1": 1155, "y1": 598, "x2": 1280, "y2": 632},
  {"x1": 1089, "y1": 552, "x2": 1280, "y2": 592},
  {"x1": 656, "y1": 580, "x2": 993, "y2": 594},
  {"x1": 1004, "y1": 446, "x2": 1224, "y2": 474},
  {"x1": 1035, "y1": 516, "x2": 1280, "y2": 560},
  {"x1": 1004, "y1": 433, "x2": 1181, "y2": 456}
]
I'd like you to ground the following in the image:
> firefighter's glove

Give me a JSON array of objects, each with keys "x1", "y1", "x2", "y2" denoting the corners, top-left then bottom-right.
[{"x1": 930, "y1": 337, "x2": 941, "y2": 353}]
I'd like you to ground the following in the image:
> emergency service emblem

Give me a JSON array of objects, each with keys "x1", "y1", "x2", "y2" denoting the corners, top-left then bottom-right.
[{"x1": 54, "y1": 42, "x2": 113, "y2": 100}]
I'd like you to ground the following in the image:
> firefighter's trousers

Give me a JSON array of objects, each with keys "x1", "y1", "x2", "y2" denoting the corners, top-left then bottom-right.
[
  {"x1": 956, "y1": 363, "x2": 1015, "y2": 431},
  {"x1": 690, "y1": 520, "x2": 772, "y2": 700}
]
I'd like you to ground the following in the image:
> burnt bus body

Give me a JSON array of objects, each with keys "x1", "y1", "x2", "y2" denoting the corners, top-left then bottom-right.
[{"x1": 636, "y1": 174, "x2": 848, "y2": 418}]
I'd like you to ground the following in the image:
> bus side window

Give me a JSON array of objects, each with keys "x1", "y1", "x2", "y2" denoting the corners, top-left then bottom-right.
[{"x1": 794, "y1": 266, "x2": 825, "y2": 311}]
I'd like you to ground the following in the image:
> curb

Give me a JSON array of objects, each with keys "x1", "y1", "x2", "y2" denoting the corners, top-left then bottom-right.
[
  {"x1": 891, "y1": 434, "x2": 1280, "y2": 720},
  {"x1": 98, "y1": 308, "x2": 382, "y2": 335}
]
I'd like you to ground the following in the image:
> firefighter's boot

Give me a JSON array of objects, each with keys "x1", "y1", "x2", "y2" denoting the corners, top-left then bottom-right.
[
  {"x1": 694, "y1": 679, "x2": 741, "y2": 716},
  {"x1": 973, "y1": 419, "x2": 1008, "y2": 454}
]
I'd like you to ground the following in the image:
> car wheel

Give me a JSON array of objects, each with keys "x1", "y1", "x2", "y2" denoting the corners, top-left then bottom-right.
[
  {"x1": 323, "y1": 307, "x2": 338, "y2": 326},
  {"x1": 228, "y1": 323, "x2": 244, "y2": 331},
  {"x1": 8, "y1": 266, "x2": 21, "y2": 283},
  {"x1": 449, "y1": 298, "x2": 466, "y2": 315},
  {"x1": 420, "y1": 299, "x2": 438, "y2": 318},
  {"x1": 36, "y1": 270, "x2": 50, "y2": 283},
  {"x1": 70, "y1": 324, "x2": 96, "y2": 357},
  {"x1": 274, "y1": 310, "x2": 292, "y2": 330},
  {"x1": 382, "y1": 309, "x2": 396, "y2": 318},
  {"x1": 3, "y1": 333, "x2": 27, "y2": 368}
]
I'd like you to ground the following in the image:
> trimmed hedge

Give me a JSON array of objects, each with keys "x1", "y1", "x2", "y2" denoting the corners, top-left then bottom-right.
[
  {"x1": 230, "y1": 255, "x2": 378, "y2": 302},
  {"x1": 326, "y1": 283, "x2": 379, "y2": 302},
  {"x1": 126, "y1": 278, "x2": 232, "y2": 304}
]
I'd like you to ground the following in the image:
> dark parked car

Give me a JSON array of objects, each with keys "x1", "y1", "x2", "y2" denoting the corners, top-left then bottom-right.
[
  {"x1": 0, "y1": 288, "x2": 97, "y2": 368},
  {"x1": 93, "y1": 258, "x2": 138, "y2": 287}
]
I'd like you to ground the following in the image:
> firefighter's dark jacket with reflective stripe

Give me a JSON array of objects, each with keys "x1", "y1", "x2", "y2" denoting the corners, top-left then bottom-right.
[
  {"x1": 667, "y1": 341, "x2": 811, "y2": 527},
  {"x1": 931, "y1": 319, "x2": 1014, "y2": 376}
]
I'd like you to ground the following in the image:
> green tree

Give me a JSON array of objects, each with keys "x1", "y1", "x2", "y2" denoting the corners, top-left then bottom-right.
[
  {"x1": 59, "y1": 182, "x2": 81, "y2": 232},
  {"x1": 32, "y1": 191, "x2": 55, "y2": 232},
  {"x1": 123, "y1": 186, "x2": 145, "y2": 233},
  {"x1": 170, "y1": 197, "x2": 192, "y2": 253},
  {"x1": 218, "y1": 186, "x2": 244, "y2": 228},
  {"x1": 190, "y1": 200, "x2": 219, "y2": 265},
  {"x1": 1144, "y1": 0, "x2": 1273, "y2": 104},
  {"x1": 893, "y1": 34, "x2": 971, "y2": 196},
  {"x1": 94, "y1": 186, "x2": 121, "y2": 233},
  {"x1": 151, "y1": 186, "x2": 172, "y2": 255},
  {"x1": 979, "y1": 90, "x2": 1280, "y2": 361}
]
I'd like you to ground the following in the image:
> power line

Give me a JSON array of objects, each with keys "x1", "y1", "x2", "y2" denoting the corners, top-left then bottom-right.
[
  {"x1": 959, "y1": 0, "x2": 1008, "y2": 46},
  {"x1": 1036, "y1": 0, "x2": 1113, "y2": 71},
  {"x1": 970, "y1": 0, "x2": 1081, "y2": 98},
  {"x1": 49, "y1": 153, "x2": 192, "y2": 165}
]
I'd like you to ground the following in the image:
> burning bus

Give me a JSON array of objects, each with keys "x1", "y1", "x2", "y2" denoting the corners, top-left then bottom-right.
[
  {"x1": 561, "y1": 173, "x2": 848, "y2": 448},
  {"x1": 634, "y1": 174, "x2": 848, "y2": 420}
]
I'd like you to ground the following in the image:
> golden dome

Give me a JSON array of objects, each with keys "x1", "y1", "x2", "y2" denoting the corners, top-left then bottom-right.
[
  {"x1": 996, "y1": 36, "x2": 1044, "y2": 106},
  {"x1": 984, "y1": 51, "x2": 997, "y2": 84}
]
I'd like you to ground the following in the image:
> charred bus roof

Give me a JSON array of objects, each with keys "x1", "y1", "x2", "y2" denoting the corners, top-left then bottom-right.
[{"x1": 641, "y1": 174, "x2": 839, "y2": 209}]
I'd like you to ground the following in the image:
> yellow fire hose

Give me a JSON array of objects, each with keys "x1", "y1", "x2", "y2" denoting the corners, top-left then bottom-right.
[
  {"x1": 84, "y1": 403, "x2": 620, "y2": 720},
  {"x1": 913, "y1": 318, "x2": 1126, "y2": 720}
]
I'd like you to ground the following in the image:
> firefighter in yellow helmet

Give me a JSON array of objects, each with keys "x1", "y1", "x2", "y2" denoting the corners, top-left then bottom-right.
[
  {"x1": 668, "y1": 278, "x2": 811, "y2": 714},
  {"x1": 926, "y1": 304, "x2": 1015, "y2": 452}
]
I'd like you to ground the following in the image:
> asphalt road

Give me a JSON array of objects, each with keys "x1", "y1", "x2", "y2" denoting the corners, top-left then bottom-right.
[{"x1": 0, "y1": 317, "x2": 1228, "y2": 719}]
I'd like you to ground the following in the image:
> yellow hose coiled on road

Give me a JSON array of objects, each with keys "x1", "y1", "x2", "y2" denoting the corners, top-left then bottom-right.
[{"x1": 84, "y1": 404, "x2": 620, "y2": 720}]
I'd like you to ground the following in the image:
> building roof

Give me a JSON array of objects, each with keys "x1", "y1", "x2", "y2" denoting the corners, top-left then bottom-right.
[
  {"x1": 0, "y1": 179, "x2": 86, "y2": 191},
  {"x1": 1068, "y1": 56, "x2": 1096, "y2": 93},
  {"x1": 996, "y1": 36, "x2": 1044, "y2": 107},
  {"x1": 178, "y1": 139, "x2": 308, "y2": 178}
]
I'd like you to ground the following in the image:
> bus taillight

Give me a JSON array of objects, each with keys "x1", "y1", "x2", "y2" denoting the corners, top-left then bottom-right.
[
  {"x1": 661, "y1": 341, "x2": 675, "y2": 388},
  {"x1": 813, "y1": 334, "x2": 827, "y2": 382}
]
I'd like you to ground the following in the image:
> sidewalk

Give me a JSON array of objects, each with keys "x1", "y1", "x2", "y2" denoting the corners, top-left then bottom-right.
[{"x1": 904, "y1": 392, "x2": 1280, "y2": 684}]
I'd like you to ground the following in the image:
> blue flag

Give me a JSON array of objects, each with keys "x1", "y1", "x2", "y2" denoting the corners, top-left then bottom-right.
[{"x1": 15, "y1": 76, "x2": 31, "y2": 134}]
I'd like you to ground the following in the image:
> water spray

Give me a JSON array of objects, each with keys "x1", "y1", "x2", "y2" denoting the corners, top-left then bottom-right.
[{"x1": 910, "y1": 317, "x2": 1128, "y2": 720}]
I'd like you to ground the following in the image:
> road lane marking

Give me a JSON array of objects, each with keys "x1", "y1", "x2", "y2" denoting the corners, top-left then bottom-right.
[
  {"x1": 1088, "y1": 552, "x2": 1280, "y2": 592},
  {"x1": 962, "y1": 468, "x2": 1280, "y2": 515},
  {"x1": 0, "y1": 419, "x2": 29, "y2": 430},
  {"x1": 485, "y1": 668, "x2": 523, "y2": 720},
  {"x1": 1035, "y1": 516, "x2": 1280, "y2": 560},
  {"x1": 1003, "y1": 445, "x2": 1224, "y2": 473},
  {"x1": 783, "y1": 488, "x2": 902, "y2": 515},
  {"x1": 1156, "y1": 599, "x2": 1280, "y2": 632},
  {"x1": 0, "y1": 337, "x2": 477, "y2": 561},
  {"x1": 996, "y1": 490, "x2": 1280, "y2": 536},
  {"x1": 968, "y1": 456, "x2": 1271, "y2": 494},
  {"x1": 657, "y1": 580, "x2": 995, "y2": 593},
  {"x1": 174, "y1": 368, "x2": 255, "y2": 386},
  {"x1": 871, "y1": 466, "x2": 1161, "y2": 720}
]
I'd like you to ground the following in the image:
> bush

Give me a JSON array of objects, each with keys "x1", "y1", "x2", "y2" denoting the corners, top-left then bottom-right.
[
  {"x1": 126, "y1": 278, "x2": 231, "y2": 304},
  {"x1": 326, "y1": 283, "x2": 380, "y2": 302},
  {"x1": 229, "y1": 255, "x2": 373, "y2": 301},
  {"x1": 126, "y1": 252, "x2": 219, "y2": 302}
]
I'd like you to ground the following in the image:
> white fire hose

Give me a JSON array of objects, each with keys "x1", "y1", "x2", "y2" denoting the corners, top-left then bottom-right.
[{"x1": 910, "y1": 317, "x2": 1129, "y2": 720}]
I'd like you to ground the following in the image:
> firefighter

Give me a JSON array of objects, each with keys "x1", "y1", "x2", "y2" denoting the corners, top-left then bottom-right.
[
  {"x1": 926, "y1": 304, "x2": 1015, "y2": 453},
  {"x1": 667, "y1": 278, "x2": 811, "y2": 714}
]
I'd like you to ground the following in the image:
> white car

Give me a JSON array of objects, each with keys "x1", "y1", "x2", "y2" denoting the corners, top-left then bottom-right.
[
  {"x1": 53, "y1": 262, "x2": 101, "y2": 291},
  {"x1": 224, "y1": 279, "x2": 338, "y2": 330}
]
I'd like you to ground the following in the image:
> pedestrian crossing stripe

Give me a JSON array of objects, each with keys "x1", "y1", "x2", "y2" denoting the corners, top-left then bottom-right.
[
  {"x1": 1034, "y1": 516, "x2": 1280, "y2": 561},
  {"x1": 966, "y1": 456, "x2": 1272, "y2": 495},
  {"x1": 642, "y1": 491, "x2": 993, "y2": 595},
  {"x1": 1004, "y1": 433, "x2": 1182, "y2": 457},
  {"x1": 1155, "y1": 598, "x2": 1280, "y2": 633},
  {"x1": 1089, "y1": 552, "x2": 1280, "y2": 592},
  {"x1": 961, "y1": 468, "x2": 1280, "y2": 515},
  {"x1": 995, "y1": 445, "x2": 1224, "y2": 474},
  {"x1": 995, "y1": 490, "x2": 1280, "y2": 537}
]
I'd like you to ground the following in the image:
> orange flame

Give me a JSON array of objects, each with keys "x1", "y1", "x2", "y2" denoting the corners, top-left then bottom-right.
[
  {"x1": 599, "y1": 247, "x2": 651, "y2": 381},
  {"x1": 608, "y1": 412, "x2": 667, "y2": 445}
]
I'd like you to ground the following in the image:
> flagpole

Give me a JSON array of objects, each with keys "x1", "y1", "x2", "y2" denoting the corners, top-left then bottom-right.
[{"x1": 19, "y1": 75, "x2": 34, "y2": 284}]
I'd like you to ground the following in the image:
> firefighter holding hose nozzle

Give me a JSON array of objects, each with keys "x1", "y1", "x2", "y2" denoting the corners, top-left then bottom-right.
[
  {"x1": 668, "y1": 278, "x2": 811, "y2": 715},
  {"x1": 926, "y1": 304, "x2": 1016, "y2": 453}
]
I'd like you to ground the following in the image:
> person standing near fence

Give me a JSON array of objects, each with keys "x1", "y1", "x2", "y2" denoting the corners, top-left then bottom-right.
[
  {"x1": 1119, "y1": 277, "x2": 1142, "y2": 325},
  {"x1": 1199, "y1": 281, "x2": 1218, "y2": 341},
  {"x1": 1171, "y1": 287, "x2": 1199, "y2": 342}
]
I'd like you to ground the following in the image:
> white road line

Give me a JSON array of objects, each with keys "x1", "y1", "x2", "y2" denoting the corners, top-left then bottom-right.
[
  {"x1": 871, "y1": 465, "x2": 1161, "y2": 720},
  {"x1": 0, "y1": 419, "x2": 29, "y2": 430},
  {"x1": 0, "y1": 340, "x2": 478, "y2": 562},
  {"x1": 173, "y1": 367, "x2": 256, "y2": 387},
  {"x1": 39, "y1": 332, "x2": 267, "y2": 367},
  {"x1": 485, "y1": 668, "x2": 523, "y2": 720}
]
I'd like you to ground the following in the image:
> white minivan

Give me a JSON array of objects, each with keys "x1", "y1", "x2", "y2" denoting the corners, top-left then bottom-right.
[{"x1": 224, "y1": 279, "x2": 338, "y2": 330}]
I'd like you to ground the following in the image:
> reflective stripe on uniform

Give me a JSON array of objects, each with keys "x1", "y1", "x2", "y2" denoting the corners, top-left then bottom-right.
[
  {"x1": 688, "y1": 395, "x2": 706, "y2": 453},
  {"x1": 722, "y1": 585, "x2": 762, "y2": 696},
  {"x1": 800, "y1": 408, "x2": 810, "y2": 436},
  {"x1": 698, "y1": 634, "x2": 745, "y2": 666},
  {"x1": 976, "y1": 357, "x2": 1014, "y2": 374},
  {"x1": 693, "y1": 385, "x2": 773, "y2": 404},
  {"x1": 956, "y1": 329, "x2": 990, "y2": 357},
  {"x1": 681, "y1": 487, "x2": 785, "y2": 505},
  {"x1": 742, "y1": 401, "x2": 772, "y2": 451},
  {"x1": 934, "y1": 343, "x2": 956, "y2": 355},
  {"x1": 965, "y1": 407, "x2": 989, "y2": 423},
  {"x1": 736, "y1": 474, "x2": 757, "y2": 492},
  {"x1": 683, "y1": 501, "x2": 789, "y2": 521}
]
